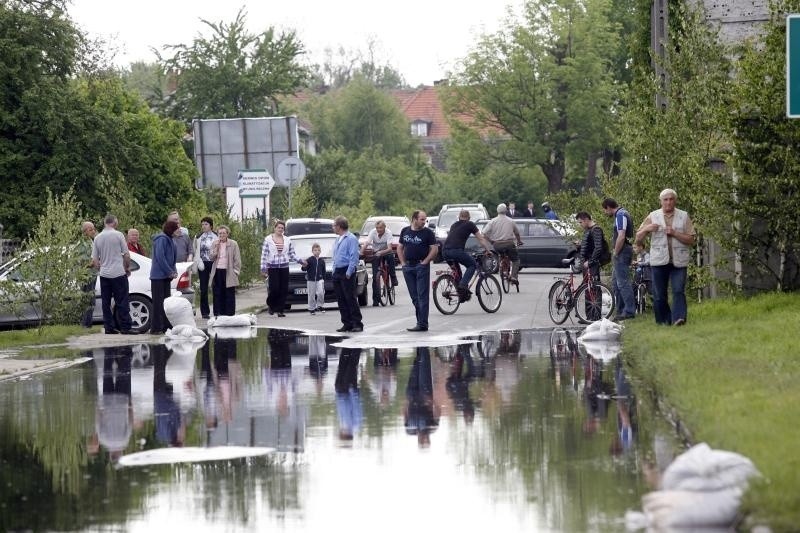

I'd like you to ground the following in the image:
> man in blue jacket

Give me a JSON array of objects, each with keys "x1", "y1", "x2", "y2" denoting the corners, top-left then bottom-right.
[{"x1": 332, "y1": 216, "x2": 363, "y2": 333}]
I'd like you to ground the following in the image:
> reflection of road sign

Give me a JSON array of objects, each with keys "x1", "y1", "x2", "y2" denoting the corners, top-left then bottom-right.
[
  {"x1": 237, "y1": 169, "x2": 275, "y2": 197},
  {"x1": 275, "y1": 156, "x2": 307, "y2": 187},
  {"x1": 790, "y1": 15, "x2": 800, "y2": 117}
]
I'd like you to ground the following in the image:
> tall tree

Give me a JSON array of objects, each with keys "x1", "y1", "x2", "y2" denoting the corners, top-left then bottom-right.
[
  {"x1": 445, "y1": 0, "x2": 622, "y2": 193},
  {"x1": 158, "y1": 8, "x2": 310, "y2": 123},
  {"x1": 308, "y1": 37, "x2": 407, "y2": 90}
]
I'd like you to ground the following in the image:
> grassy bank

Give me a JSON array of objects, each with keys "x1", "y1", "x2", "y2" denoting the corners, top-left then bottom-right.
[
  {"x1": 0, "y1": 325, "x2": 98, "y2": 351},
  {"x1": 622, "y1": 292, "x2": 800, "y2": 531}
]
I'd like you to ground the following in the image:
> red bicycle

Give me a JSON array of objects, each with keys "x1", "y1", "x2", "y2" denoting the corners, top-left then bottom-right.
[{"x1": 374, "y1": 256, "x2": 396, "y2": 306}]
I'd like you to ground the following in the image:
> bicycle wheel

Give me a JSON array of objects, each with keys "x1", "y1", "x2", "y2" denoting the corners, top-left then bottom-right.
[
  {"x1": 574, "y1": 282, "x2": 615, "y2": 323},
  {"x1": 500, "y1": 260, "x2": 510, "y2": 293},
  {"x1": 388, "y1": 283, "x2": 396, "y2": 305},
  {"x1": 433, "y1": 274, "x2": 460, "y2": 315},
  {"x1": 377, "y1": 271, "x2": 389, "y2": 306},
  {"x1": 635, "y1": 283, "x2": 648, "y2": 314},
  {"x1": 548, "y1": 280, "x2": 572, "y2": 325},
  {"x1": 476, "y1": 274, "x2": 502, "y2": 313}
]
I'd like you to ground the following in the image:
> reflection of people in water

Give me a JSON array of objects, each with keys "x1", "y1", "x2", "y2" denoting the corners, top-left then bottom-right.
[
  {"x1": 199, "y1": 342, "x2": 219, "y2": 433},
  {"x1": 373, "y1": 348, "x2": 398, "y2": 410},
  {"x1": 582, "y1": 354, "x2": 612, "y2": 436},
  {"x1": 308, "y1": 334, "x2": 328, "y2": 379},
  {"x1": 153, "y1": 344, "x2": 186, "y2": 447},
  {"x1": 266, "y1": 328, "x2": 295, "y2": 417},
  {"x1": 446, "y1": 344, "x2": 477, "y2": 424},
  {"x1": 549, "y1": 329, "x2": 580, "y2": 392},
  {"x1": 610, "y1": 356, "x2": 636, "y2": 455},
  {"x1": 335, "y1": 347, "x2": 363, "y2": 440},
  {"x1": 93, "y1": 345, "x2": 134, "y2": 460},
  {"x1": 497, "y1": 330, "x2": 521, "y2": 356},
  {"x1": 404, "y1": 347, "x2": 440, "y2": 448}
]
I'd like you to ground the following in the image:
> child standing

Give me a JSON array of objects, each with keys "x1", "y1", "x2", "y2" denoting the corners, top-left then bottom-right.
[{"x1": 303, "y1": 243, "x2": 327, "y2": 314}]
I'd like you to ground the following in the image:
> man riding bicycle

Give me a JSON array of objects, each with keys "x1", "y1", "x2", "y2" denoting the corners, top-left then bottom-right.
[
  {"x1": 360, "y1": 220, "x2": 399, "y2": 306},
  {"x1": 482, "y1": 203, "x2": 523, "y2": 284},
  {"x1": 442, "y1": 210, "x2": 492, "y2": 302}
]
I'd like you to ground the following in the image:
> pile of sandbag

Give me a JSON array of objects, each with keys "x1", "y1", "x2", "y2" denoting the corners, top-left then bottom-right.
[
  {"x1": 207, "y1": 314, "x2": 257, "y2": 327},
  {"x1": 164, "y1": 296, "x2": 196, "y2": 327},
  {"x1": 579, "y1": 317, "x2": 623, "y2": 341},
  {"x1": 625, "y1": 442, "x2": 760, "y2": 530}
]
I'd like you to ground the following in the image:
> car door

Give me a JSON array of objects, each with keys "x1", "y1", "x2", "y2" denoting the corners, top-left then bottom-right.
[
  {"x1": 0, "y1": 261, "x2": 43, "y2": 325},
  {"x1": 528, "y1": 221, "x2": 572, "y2": 267}
]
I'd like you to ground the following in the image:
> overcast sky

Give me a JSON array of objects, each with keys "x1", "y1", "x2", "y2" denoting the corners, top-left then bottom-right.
[{"x1": 68, "y1": 0, "x2": 520, "y2": 87}]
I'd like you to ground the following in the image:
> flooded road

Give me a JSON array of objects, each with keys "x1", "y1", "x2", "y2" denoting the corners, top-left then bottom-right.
[{"x1": 0, "y1": 327, "x2": 680, "y2": 532}]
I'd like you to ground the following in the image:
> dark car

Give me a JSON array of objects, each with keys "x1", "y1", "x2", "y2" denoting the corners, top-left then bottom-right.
[
  {"x1": 285, "y1": 234, "x2": 368, "y2": 309},
  {"x1": 465, "y1": 218, "x2": 578, "y2": 269},
  {"x1": 284, "y1": 218, "x2": 336, "y2": 237}
]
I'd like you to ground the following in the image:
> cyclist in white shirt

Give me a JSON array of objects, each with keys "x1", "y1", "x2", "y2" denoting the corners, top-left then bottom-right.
[{"x1": 360, "y1": 220, "x2": 399, "y2": 306}]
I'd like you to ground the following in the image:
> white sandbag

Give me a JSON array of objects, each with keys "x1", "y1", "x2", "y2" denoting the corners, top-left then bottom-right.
[
  {"x1": 641, "y1": 487, "x2": 743, "y2": 529},
  {"x1": 661, "y1": 442, "x2": 760, "y2": 492},
  {"x1": 165, "y1": 324, "x2": 208, "y2": 342},
  {"x1": 206, "y1": 314, "x2": 257, "y2": 327},
  {"x1": 578, "y1": 339, "x2": 622, "y2": 361},
  {"x1": 164, "y1": 338, "x2": 208, "y2": 358},
  {"x1": 579, "y1": 317, "x2": 622, "y2": 341},
  {"x1": 163, "y1": 296, "x2": 196, "y2": 327},
  {"x1": 118, "y1": 446, "x2": 274, "y2": 467},
  {"x1": 207, "y1": 325, "x2": 258, "y2": 339}
]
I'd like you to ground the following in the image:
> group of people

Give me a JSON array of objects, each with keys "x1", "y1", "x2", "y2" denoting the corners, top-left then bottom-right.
[
  {"x1": 82, "y1": 210, "x2": 242, "y2": 335},
  {"x1": 575, "y1": 189, "x2": 696, "y2": 326},
  {"x1": 503, "y1": 200, "x2": 559, "y2": 220}
]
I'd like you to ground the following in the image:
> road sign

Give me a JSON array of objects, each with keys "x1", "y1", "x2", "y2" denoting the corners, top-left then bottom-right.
[
  {"x1": 237, "y1": 169, "x2": 275, "y2": 197},
  {"x1": 788, "y1": 15, "x2": 800, "y2": 118},
  {"x1": 275, "y1": 156, "x2": 307, "y2": 187}
]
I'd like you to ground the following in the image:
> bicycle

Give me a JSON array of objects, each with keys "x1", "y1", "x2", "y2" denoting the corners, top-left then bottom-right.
[
  {"x1": 432, "y1": 253, "x2": 502, "y2": 314},
  {"x1": 374, "y1": 255, "x2": 396, "y2": 306},
  {"x1": 547, "y1": 257, "x2": 615, "y2": 324},
  {"x1": 496, "y1": 248, "x2": 520, "y2": 294},
  {"x1": 633, "y1": 262, "x2": 651, "y2": 314}
]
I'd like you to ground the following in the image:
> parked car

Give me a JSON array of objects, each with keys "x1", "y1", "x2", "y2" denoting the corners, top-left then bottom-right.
[
  {"x1": 465, "y1": 218, "x2": 578, "y2": 269},
  {"x1": 426, "y1": 216, "x2": 438, "y2": 230},
  {"x1": 285, "y1": 234, "x2": 368, "y2": 309},
  {"x1": 358, "y1": 215, "x2": 410, "y2": 261},
  {"x1": 284, "y1": 218, "x2": 336, "y2": 237},
  {"x1": 0, "y1": 251, "x2": 194, "y2": 332}
]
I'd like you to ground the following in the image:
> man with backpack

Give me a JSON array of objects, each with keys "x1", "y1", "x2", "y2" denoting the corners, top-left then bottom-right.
[
  {"x1": 576, "y1": 212, "x2": 608, "y2": 321},
  {"x1": 602, "y1": 198, "x2": 636, "y2": 321}
]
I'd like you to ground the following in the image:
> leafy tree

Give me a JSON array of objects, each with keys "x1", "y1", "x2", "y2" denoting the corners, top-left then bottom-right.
[
  {"x1": 308, "y1": 37, "x2": 407, "y2": 90},
  {"x1": 303, "y1": 76, "x2": 418, "y2": 159},
  {"x1": 158, "y1": 8, "x2": 310, "y2": 123},
  {"x1": 445, "y1": 0, "x2": 623, "y2": 193},
  {"x1": 1, "y1": 189, "x2": 88, "y2": 331},
  {"x1": 728, "y1": 5, "x2": 800, "y2": 291},
  {"x1": 120, "y1": 61, "x2": 170, "y2": 107}
]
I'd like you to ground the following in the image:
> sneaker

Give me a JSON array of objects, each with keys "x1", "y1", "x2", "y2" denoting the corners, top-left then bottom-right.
[
  {"x1": 614, "y1": 314, "x2": 634, "y2": 322},
  {"x1": 372, "y1": 302, "x2": 380, "y2": 307},
  {"x1": 310, "y1": 310, "x2": 316, "y2": 315},
  {"x1": 673, "y1": 318, "x2": 686, "y2": 326}
]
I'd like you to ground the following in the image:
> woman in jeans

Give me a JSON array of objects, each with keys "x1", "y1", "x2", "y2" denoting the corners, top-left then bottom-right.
[{"x1": 195, "y1": 217, "x2": 217, "y2": 319}]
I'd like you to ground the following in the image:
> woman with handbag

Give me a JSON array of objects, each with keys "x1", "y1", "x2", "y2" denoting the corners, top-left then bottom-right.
[
  {"x1": 195, "y1": 217, "x2": 217, "y2": 319},
  {"x1": 209, "y1": 225, "x2": 241, "y2": 316}
]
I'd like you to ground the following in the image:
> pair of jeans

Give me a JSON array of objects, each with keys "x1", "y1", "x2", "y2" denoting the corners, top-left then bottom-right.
[
  {"x1": 402, "y1": 263, "x2": 430, "y2": 329},
  {"x1": 612, "y1": 245, "x2": 636, "y2": 316},
  {"x1": 198, "y1": 260, "x2": 214, "y2": 317},
  {"x1": 650, "y1": 263, "x2": 688, "y2": 325},
  {"x1": 99, "y1": 275, "x2": 131, "y2": 332},
  {"x1": 442, "y1": 248, "x2": 476, "y2": 288}
]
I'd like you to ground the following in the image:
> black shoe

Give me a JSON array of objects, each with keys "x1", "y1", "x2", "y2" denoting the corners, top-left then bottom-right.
[
  {"x1": 201, "y1": 315, "x2": 210, "y2": 319},
  {"x1": 407, "y1": 326, "x2": 428, "y2": 332},
  {"x1": 372, "y1": 302, "x2": 380, "y2": 307},
  {"x1": 277, "y1": 312, "x2": 286, "y2": 317},
  {"x1": 614, "y1": 314, "x2": 634, "y2": 322},
  {"x1": 350, "y1": 326, "x2": 363, "y2": 332},
  {"x1": 336, "y1": 326, "x2": 352, "y2": 332},
  {"x1": 120, "y1": 329, "x2": 140, "y2": 335},
  {"x1": 104, "y1": 329, "x2": 120, "y2": 334},
  {"x1": 391, "y1": 279, "x2": 398, "y2": 287},
  {"x1": 149, "y1": 330, "x2": 166, "y2": 335},
  {"x1": 268, "y1": 309, "x2": 274, "y2": 315}
]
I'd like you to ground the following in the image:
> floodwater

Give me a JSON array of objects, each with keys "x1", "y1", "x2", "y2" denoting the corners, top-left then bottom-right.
[{"x1": 0, "y1": 328, "x2": 681, "y2": 532}]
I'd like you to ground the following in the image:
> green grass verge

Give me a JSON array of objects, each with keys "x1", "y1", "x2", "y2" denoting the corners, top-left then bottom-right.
[
  {"x1": 0, "y1": 325, "x2": 99, "y2": 351},
  {"x1": 622, "y1": 292, "x2": 800, "y2": 532}
]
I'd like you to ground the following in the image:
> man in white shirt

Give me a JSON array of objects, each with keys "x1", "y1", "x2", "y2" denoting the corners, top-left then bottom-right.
[{"x1": 360, "y1": 220, "x2": 399, "y2": 306}]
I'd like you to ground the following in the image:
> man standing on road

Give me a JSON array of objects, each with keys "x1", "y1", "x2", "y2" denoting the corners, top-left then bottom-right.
[
  {"x1": 360, "y1": 220, "x2": 399, "y2": 306},
  {"x1": 576, "y1": 212, "x2": 605, "y2": 321},
  {"x1": 482, "y1": 203, "x2": 523, "y2": 284},
  {"x1": 332, "y1": 216, "x2": 363, "y2": 333},
  {"x1": 635, "y1": 188, "x2": 696, "y2": 326},
  {"x1": 442, "y1": 210, "x2": 492, "y2": 302},
  {"x1": 397, "y1": 210, "x2": 438, "y2": 332},
  {"x1": 92, "y1": 214, "x2": 136, "y2": 334},
  {"x1": 602, "y1": 198, "x2": 636, "y2": 321},
  {"x1": 167, "y1": 211, "x2": 192, "y2": 262}
]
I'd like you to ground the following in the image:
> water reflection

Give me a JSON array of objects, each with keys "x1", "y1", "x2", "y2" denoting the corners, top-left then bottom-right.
[{"x1": 0, "y1": 327, "x2": 683, "y2": 532}]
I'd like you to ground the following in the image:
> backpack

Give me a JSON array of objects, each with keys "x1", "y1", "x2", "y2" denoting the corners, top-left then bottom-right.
[{"x1": 592, "y1": 226, "x2": 612, "y2": 266}]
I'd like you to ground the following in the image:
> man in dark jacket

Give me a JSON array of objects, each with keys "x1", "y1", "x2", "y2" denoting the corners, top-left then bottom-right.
[{"x1": 576, "y1": 211, "x2": 605, "y2": 321}]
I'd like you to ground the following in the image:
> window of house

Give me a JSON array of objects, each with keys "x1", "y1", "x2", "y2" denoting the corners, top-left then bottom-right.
[{"x1": 411, "y1": 121, "x2": 429, "y2": 137}]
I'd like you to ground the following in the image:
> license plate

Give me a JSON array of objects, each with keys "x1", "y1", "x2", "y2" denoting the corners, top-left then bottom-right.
[{"x1": 294, "y1": 288, "x2": 308, "y2": 295}]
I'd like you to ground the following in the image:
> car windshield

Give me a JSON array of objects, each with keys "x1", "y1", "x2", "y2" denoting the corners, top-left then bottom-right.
[
  {"x1": 291, "y1": 236, "x2": 339, "y2": 258},
  {"x1": 438, "y1": 210, "x2": 486, "y2": 228},
  {"x1": 285, "y1": 221, "x2": 336, "y2": 236},
  {"x1": 360, "y1": 219, "x2": 409, "y2": 236}
]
